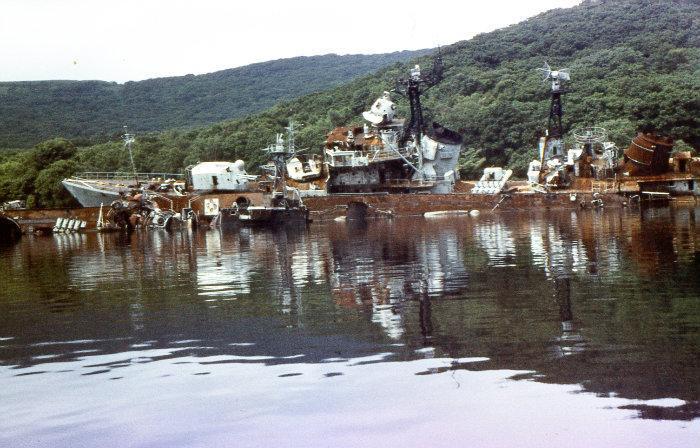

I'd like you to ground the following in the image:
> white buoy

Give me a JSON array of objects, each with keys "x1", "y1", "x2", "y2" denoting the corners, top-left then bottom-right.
[
  {"x1": 469, "y1": 210, "x2": 480, "y2": 217},
  {"x1": 424, "y1": 210, "x2": 470, "y2": 218}
]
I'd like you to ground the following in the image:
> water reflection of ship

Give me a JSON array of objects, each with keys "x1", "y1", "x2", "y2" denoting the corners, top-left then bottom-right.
[
  {"x1": 626, "y1": 206, "x2": 696, "y2": 275},
  {"x1": 6, "y1": 209, "x2": 699, "y2": 421},
  {"x1": 525, "y1": 210, "x2": 623, "y2": 277},
  {"x1": 327, "y1": 222, "x2": 409, "y2": 339},
  {"x1": 53, "y1": 206, "x2": 697, "y2": 346},
  {"x1": 198, "y1": 230, "x2": 254, "y2": 298},
  {"x1": 326, "y1": 220, "x2": 469, "y2": 339},
  {"x1": 194, "y1": 226, "x2": 331, "y2": 324},
  {"x1": 473, "y1": 220, "x2": 517, "y2": 267},
  {"x1": 551, "y1": 276, "x2": 585, "y2": 358}
]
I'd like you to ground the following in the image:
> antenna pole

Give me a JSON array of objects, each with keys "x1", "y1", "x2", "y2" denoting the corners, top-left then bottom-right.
[
  {"x1": 286, "y1": 121, "x2": 296, "y2": 155},
  {"x1": 123, "y1": 126, "x2": 138, "y2": 185},
  {"x1": 542, "y1": 65, "x2": 568, "y2": 140},
  {"x1": 407, "y1": 77, "x2": 424, "y2": 155}
]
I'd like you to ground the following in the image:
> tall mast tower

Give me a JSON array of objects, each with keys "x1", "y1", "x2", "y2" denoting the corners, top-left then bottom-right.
[
  {"x1": 537, "y1": 62, "x2": 571, "y2": 159},
  {"x1": 123, "y1": 126, "x2": 137, "y2": 184},
  {"x1": 395, "y1": 51, "x2": 444, "y2": 150}
]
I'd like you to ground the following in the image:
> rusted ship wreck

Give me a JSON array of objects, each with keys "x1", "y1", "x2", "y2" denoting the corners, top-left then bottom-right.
[
  {"x1": 8, "y1": 56, "x2": 694, "y2": 235},
  {"x1": 279, "y1": 54, "x2": 462, "y2": 196}
]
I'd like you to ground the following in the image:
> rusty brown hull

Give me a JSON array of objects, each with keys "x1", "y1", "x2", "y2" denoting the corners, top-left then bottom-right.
[
  {"x1": 303, "y1": 192, "x2": 628, "y2": 219},
  {"x1": 11, "y1": 187, "x2": 697, "y2": 233}
]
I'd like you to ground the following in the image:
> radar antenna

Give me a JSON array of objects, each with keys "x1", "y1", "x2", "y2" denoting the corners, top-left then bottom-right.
[{"x1": 536, "y1": 62, "x2": 570, "y2": 139}]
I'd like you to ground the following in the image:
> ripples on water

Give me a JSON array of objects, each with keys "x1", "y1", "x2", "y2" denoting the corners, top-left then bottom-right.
[{"x1": 0, "y1": 206, "x2": 698, "y2": 447}]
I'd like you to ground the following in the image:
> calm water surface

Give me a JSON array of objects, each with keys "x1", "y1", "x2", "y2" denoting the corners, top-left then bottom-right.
[{"x1": 1, "y1": 206, "x2": 699, "y2": 447}]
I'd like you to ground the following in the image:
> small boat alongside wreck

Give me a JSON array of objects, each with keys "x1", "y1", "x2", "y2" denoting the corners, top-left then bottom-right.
[{"x1": 219, "y1": 190, "x2": 310, "y2": 228}]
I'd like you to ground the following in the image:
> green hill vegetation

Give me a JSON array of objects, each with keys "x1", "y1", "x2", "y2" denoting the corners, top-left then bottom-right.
[
  {"x1": 0, "y1": 51, "x2": 429, "y2": 148},
  {"x1": 1, "y1": 0, "x2": 698, "y2": 208}
]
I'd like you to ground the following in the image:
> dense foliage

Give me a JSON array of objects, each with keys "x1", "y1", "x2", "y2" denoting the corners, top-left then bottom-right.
[
  {"x1": 1, "y1": 0, "x2": 698, "y2": 208},
  {"x1": 0, "y1": 139, "x2": 80, "y2": 208},
  {"x1": 0, "y1": 51, "x2": 428, "y2": 148}
]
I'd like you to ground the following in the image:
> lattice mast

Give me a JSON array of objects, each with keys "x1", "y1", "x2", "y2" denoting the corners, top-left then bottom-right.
[
  {"x1": 123, "y1": 126, "x2": 137, "y2": 184},
  {"x1": 395, "y1": 51, "x2": 444, "y2": 149},
  {"x1": 537, "y1": 62, "x2": 570, "y2": 139},
  {"x1": 263, "y1": 120, "x2": 299, "y2": 191}
]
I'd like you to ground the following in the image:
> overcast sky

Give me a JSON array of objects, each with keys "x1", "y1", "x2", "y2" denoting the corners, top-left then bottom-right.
[{"x1": 1, "y1": 0, "x2": 581, "y2": 83}]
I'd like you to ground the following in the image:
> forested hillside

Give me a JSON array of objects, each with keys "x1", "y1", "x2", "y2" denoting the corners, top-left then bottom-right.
[
  {"x1": 0, "y1": 51, "x2": 428, "y2": 148},
  {"x1": 1, "y1": 0, "x2": 698, "y2": 208}
]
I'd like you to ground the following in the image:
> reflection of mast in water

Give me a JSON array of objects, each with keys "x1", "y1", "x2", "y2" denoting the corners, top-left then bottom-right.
[
  {"x1": 555, "y1": 277, "x2": 573, "y2": 332},
  {"x1": 326, "y1": 220, "x2": 471, "y2": 341},
  {"x1": 419, "y1": 289, "x2": 433, "y2": 341},
  {"x1": 526, "y1": 217, "x2": 589, "y2": 356},
  {"x1": 551, "y1": 275, "x2": 585, "y2": 357},
  {"x1": 271, "y1": 231, "x2": 303, "y2": 320}
]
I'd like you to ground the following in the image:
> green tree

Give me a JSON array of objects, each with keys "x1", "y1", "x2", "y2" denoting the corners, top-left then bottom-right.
[
  {"x1": 31, "y1": 138, "x2": 77, "y2": 170},
  {"x1": 34, "y1": 159, "x2": 80, "y2": 208}
]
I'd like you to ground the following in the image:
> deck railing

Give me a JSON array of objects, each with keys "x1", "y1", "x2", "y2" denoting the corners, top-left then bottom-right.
[{"x1": 73, "y1": 172, "x2": 185, "y2": 182}]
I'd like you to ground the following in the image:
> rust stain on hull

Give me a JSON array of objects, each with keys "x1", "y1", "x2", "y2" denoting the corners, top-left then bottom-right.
[
  {"x1": 12, "y1": 189, "x2": 695, "y2": 233},
  {"x1": 304, "y1": 192, "x2": 629, "y2": 219}
]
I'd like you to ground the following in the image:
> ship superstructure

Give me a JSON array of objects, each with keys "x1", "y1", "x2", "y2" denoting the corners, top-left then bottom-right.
[
  {"x1": 62, "y1": 128, "x2": 259, "y2": 207},
  {"x1": 324, "y1": 55, "x2": 463, "y2": 194}
]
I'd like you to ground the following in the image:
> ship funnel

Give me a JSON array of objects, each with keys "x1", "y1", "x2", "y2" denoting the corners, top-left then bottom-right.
[{"x1": 623, "y1": 132, "x2": 674, "y2": 175}]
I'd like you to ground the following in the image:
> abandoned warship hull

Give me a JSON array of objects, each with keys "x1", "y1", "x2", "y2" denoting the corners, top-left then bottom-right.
[
  {"x1": 61, "y1": 179, "x2": 128, "y2": 207},
  {"x1": 190, "y1": 190, "x2": 632, "y2": 220},
  {"x1": 303, "y1": 191, "x2": 631, "y2": 218},
  {"x1": 10, "y1": 189, "x2": 695, "y2": 234}
]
